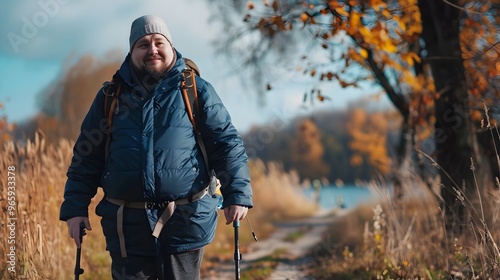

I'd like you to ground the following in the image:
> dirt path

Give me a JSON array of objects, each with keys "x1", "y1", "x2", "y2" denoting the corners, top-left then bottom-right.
[{"x1": 203, "y1": 208, "x2": 346, "y2": 280}]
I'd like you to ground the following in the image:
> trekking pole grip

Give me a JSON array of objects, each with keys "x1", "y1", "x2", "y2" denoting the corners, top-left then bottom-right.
[{"x1": 74, "y1": 222, "x2": 86, "y2": 280}]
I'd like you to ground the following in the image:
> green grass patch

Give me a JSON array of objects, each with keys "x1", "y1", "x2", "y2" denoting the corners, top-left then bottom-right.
[
  {"x1": 241, "y1": 248, "x2": 288, "y2": 280},
  {"x1": 283, "y1": 227, "x2": 308, "y2": 242}
]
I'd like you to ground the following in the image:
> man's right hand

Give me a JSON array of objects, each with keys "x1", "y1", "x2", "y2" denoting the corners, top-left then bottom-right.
[{"x1": 67, "y1": 217, "x2": 92, "y2": 248}]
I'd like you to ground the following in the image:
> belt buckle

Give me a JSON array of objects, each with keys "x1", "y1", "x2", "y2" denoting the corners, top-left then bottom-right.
[{"x1": 147, "y1": 201, "x2": 168, "y2": 210}]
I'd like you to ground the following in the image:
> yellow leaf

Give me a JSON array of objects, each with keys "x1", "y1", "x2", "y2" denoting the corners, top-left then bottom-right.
[
  {"x1": 328, "y1": 0, "x2": 341, "y2": 9},
  {"x1": 335, "y1": 8, "x2": 349, "y2": 17},
  {"x1": 360, "y1": 48, "x2": 368, "y2": 59},
  {"x1": 384, "y1": 40, "x2": 398, "y2": 53},
  {"x1": 350, "y1": 11, "x2": 361, "y2": 27},
  {"x1": 371, "y1": 0, "x2": 387, "y2": 12},
  {"x1": 348, "y1": 12, "x2": 362, "y2": 35},
  {"x1": 407, "y1": 56, "x2": 414, "y2": 66},
  {"x1": 408, "y1": 51, "x2": 421, "y2": 63},
  {"x1": 300, "y1": 13, "x2": 309, "y2": 23},
  {"x1": 393, "y1": 15, "x2": 406, "y2": 30},
  {"x1": 382, "y1": 9, "x2": 391, "y2": 18},
  {"x1": 358, "y1": 26, "x2": 372, "y2": 40}
]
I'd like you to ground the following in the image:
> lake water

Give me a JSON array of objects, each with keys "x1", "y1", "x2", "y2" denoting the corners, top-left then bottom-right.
[{"x1": 302, "y1": 185, "x2": 378, "y2": 209}]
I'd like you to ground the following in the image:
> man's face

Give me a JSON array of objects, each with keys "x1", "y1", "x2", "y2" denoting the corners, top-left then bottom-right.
[{"x1": 131, "y1": 34, "x2": 174, "y2": 78}]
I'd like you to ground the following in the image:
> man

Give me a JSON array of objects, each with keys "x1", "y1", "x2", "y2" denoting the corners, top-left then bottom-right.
[{"x1": 59, "y1": 15, "x2": 253, "y2": 279}]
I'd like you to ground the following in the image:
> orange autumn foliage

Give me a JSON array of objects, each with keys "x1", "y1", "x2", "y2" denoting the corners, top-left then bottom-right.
[
  {"x1": 290, "y1": 118, "x2": 330, "y2": 180},
  {"x1": 347, "y1": 109, "x2": 392, "y2": 175}
]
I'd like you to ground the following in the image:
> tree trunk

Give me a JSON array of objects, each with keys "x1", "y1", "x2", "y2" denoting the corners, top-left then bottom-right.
[{"x1": 418, "y1": 0, "x2": 476, "y2": 232}]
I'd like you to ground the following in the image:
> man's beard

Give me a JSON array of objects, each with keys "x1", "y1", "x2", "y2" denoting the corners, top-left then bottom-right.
[
  {"x1": 143, "y1": 63, "x2": 166, "y2": 81},
  {"x1": 141, "y1": 54, "x2": 168, "y2": 80}
]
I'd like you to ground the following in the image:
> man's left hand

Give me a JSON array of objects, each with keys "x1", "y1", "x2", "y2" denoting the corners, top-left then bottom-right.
[{"x1": 223, "y1": 205, "x2": 248, "y2": 225}]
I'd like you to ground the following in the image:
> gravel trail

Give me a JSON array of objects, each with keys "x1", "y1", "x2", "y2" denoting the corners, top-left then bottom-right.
[{"x1": 203, "y1": 208, "x2": 346, "y2": 280}]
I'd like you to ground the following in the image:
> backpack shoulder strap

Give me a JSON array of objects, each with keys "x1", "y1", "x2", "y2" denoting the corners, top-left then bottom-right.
[
  {"x1": 181, "y1": 68, "x2": 210, "y2": 173},
  {"x1": 181, "y1": 69, "x2": 199, "y2": 132},
  {"x1": 103, "y1": 73, "x2": 124, "y2": 161}
]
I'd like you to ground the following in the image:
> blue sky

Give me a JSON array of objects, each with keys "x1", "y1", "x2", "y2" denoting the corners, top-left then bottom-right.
[{"x1": 0, "y1": 0, "x2": 384, "y2": 134}]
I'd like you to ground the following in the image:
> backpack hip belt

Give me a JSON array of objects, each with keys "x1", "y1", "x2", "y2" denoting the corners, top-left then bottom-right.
[{"x1": 106, "y1": 184, "x2": 212, "y2": 258}]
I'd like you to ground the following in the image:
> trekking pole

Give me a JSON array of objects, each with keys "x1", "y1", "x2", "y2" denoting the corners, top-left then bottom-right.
[
  {"x1": 74, "y1": 222, "x2": 86, "y2": 280},
  {"x1": 233, "y1": 220, "x2": 241, "y2": 280}
]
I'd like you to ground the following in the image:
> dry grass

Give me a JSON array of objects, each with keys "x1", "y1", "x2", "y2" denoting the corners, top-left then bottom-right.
[
  {"x1": 310, "y1": 151, "x2": 500, "y2": 278},
  {"x1": 309, "y1": 117, "x2": 500, "y2": 279},
  {"x1": 0, "y1": 134, "x2": 316, "y2": 279},
  {"x1": 0, "y1": 134, "x2": 109, "y2": 280},
  {"x1": 306, "y1": 118, "x2": 500, "y2": 279}
]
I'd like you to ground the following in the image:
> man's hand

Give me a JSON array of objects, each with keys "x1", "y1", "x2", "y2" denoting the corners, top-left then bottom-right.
[
  {"x1": 223, "y1": 205, "x2": 248, "y2": 225},
  {"x1": 67, "y1": 217, "x2": 92, "y2": 248}
]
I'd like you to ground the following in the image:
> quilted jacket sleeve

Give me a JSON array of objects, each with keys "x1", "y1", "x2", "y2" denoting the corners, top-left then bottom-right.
[
  {"x1": 59, "y1": 89, "x2": 107, "y2": 221},
  {"x1": 196, "y1": 78, "x2": 253, "y2": 209}
]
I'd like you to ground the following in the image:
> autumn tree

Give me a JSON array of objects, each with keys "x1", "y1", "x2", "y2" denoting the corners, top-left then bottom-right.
[
  {"x1": 347, "y1": 108, "x2": 392, "y2": 176},
  {"x1": 290, "y1": 118, "x2": 330, "y2": 180},
  {"x1": 243, "y1": 110, "x2": 387, "y2": 183},
  {"x1": 207, "y1": 0, "x2": 499, "y2": 230},
  {"x1": 17, "y1": 54, "x2": 120, "y2": 144}
]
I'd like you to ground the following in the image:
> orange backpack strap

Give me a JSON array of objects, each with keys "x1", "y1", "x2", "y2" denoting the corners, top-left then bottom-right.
[
  {"x1": 181, "y1": 69, "x2": 199, "y2": 132},
  {"x1": 103, "y1": 73, "x2": 123, "y2": 161},
  {"x1": 180, "y1": 68, "x2": 210, "y2": 173}
]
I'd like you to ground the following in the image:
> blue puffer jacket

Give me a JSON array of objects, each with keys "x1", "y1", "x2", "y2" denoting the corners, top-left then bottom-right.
[{"x1": 60, "y1": 51, "x2": 253, "y2": 256}]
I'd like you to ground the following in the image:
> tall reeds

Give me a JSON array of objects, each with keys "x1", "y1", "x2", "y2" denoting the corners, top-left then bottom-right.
[{"x1": 0, "y1": 133, "x2": 109, "y2": 279}]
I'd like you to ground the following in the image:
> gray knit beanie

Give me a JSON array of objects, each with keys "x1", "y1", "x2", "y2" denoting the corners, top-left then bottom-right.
[{"x1": 129, "y1": 15, "x2": 172, "y2": 50}]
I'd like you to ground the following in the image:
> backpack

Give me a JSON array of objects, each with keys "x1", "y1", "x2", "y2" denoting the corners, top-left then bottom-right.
[{"x1": 102, "y1": 58, "x2": 207, "y2": 170}]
